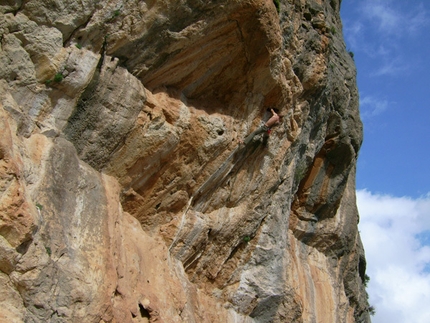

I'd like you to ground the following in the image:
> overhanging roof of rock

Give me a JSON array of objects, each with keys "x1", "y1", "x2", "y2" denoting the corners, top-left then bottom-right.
[{"x1": 107, "y1": 1, "x2": 282, "y2": 103}]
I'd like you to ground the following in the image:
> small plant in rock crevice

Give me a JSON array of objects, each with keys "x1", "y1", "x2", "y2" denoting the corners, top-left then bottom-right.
[
  {"x1": 54, "y1": 72, "x2": 64, "y2": 82},
  {"x1": 330, "y1": 26, "x2": 337, "y2": 35},
  {"x1": 107, "y1": 8, "x2": 122, "y2": 22},
  {"x1": 363, "y1": 275, "x2": 375, "y2": 316},
  {"x1": 44, "y1": 70, "x2": 66, "y2": 86},
  {"x1": 363, "y1": 273, "x2": 370, "y2": 287},
  {"x1": 273, "y1": 0, "x2": 280, "y2": 13}
]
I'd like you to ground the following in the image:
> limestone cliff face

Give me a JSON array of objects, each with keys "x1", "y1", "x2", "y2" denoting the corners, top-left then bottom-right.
[{"x1": 0, "y1": 0, "x2": 370, "y2": 322}]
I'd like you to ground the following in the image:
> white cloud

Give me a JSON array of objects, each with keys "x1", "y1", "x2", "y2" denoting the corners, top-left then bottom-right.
[
  {"x1": 359, "y1": 95, "x2": 390, "y2": 118},
  {"x1": 362, "y1": 0, "x2": 428, "y2": 36},
  {"x1": 370, "y1": 57, "x2": 409, "y2": 77},
  {"x1": 343, "y1": 20, "x2": 363, "y2": 49},
  {"x1": 362, "y1": 1, "x2": 401, "y2": 34},
  {"x1": 342, "y1": 1, "x2": 428, "y2": 77},
  {"x1": 405, "y1": 5, "x2": 428, "y2": 34},
  {"x1": 357, "y1": 189, "x2": 430, "y2": 323}
]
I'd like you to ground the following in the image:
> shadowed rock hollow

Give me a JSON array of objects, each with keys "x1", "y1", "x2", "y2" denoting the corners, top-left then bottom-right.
[{"x1": 0, "y1": 0, "x2": 370, "y2": 322}]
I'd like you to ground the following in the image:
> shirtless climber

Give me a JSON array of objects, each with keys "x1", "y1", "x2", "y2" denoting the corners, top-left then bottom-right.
[{"x1": 239, "y1": 108, "x2": 281, "y2": 145}]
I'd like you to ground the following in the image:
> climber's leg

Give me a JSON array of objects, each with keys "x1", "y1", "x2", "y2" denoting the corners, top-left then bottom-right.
[{"x1": 243, "y1": 125, "x2": 268, "y2": 145}]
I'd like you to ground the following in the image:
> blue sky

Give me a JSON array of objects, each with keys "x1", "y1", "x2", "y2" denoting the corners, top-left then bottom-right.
[
  {"x1": 340, "y1": 1, "x2": 430, "y2": 322},
  {"x1": 341, "y1": 0, "x2": 430, "y2": 197}
]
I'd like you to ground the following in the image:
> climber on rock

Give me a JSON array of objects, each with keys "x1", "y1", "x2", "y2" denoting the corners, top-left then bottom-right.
[{"x1": 239, "y1": 108, "x2": 281, "y2": 145}]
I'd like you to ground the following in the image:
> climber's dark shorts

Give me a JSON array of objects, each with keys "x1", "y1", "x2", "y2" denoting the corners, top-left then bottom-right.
[{"x1": 243, "y1": 125, "x2": 269, "y2": 145}]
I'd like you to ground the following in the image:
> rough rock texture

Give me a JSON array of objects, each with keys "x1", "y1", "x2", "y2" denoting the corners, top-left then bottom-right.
[{"x1": 0, "y1": 0, "x2": 370, "y2": 322}]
